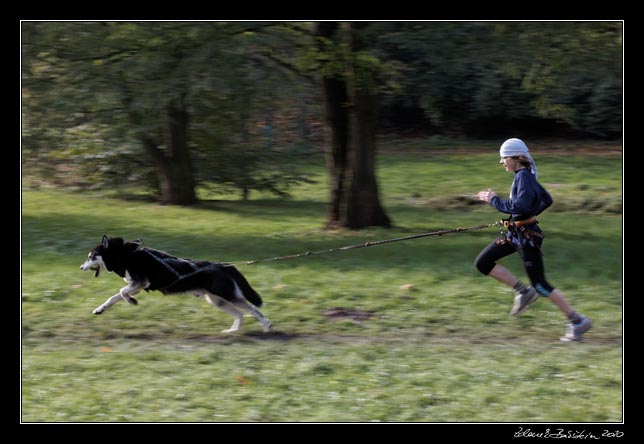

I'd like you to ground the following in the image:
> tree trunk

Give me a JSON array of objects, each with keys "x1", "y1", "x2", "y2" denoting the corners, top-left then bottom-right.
[
  {"x1": 316, "y1": 22, "x2": 349, "y2": 229},
  {"x1": 322, "y1": 76, "x2": 350, "y2": 228},
  {"x1": 344, "y1": 85, "x2": 391, "y2": 229},
  {"x1": 343, "y1": 22, "x2": 391, "y2": 229},
  {"x1": 316, "y1": 21, "x2": 391, "y2": 230},
  {"x1": 141, "y1": 103, "x2": 197, "y2": 205}
]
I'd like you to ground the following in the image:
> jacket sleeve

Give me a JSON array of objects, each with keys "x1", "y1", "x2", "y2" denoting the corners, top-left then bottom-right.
[{"x1": 489, "y1": 171, "x2": 538, "y2": 215}]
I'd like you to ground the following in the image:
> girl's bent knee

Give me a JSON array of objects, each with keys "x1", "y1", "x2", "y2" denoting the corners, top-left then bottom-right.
[{"x1": 474, "y1": 257, "x2": 494, "y2": 276}]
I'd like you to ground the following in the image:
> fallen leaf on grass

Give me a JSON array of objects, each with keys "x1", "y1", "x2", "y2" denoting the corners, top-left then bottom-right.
[{"x1": 235, "y1": 375, "x2": 253, "y2": 385}]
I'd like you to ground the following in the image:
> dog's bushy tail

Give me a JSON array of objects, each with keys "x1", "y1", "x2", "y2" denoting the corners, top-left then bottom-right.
[{"x1": 225, "y1": 266, "x2": 263, "y2": 307}]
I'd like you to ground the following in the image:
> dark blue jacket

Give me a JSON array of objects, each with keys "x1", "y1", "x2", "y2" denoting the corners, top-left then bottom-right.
[
  {"x1": 489, "y1": 169, "x2": 553, "y2": 247},
  {"x1": 490, "y1": 169, "x2": 553, "y2": 219}
]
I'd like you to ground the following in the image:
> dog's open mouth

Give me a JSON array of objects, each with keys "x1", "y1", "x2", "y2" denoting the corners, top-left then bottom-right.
[{"x1": 91, "y1": 266, "x2": 101, "y2": 277}]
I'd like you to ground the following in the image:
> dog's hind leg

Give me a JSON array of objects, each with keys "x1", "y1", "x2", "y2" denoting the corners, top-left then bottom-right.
[
  {"x1": 232, "y1": 283, "x2": 272, "y2": 332},
  {"x1": 241, "y1": 302, "x2": 272, "y2": 332},
  {"x1": 234, "y1": 299, "x2": 272, "y2": 332},
  {"x1": 204, "y1": 294, "x2": 245, "y2": 333}
]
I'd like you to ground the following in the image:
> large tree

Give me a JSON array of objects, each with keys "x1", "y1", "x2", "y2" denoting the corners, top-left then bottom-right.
[
  {"x1": 315, "y1": 22, "x2": 349, "y2": 227},
  {"x1": 22, "y1": 22, "x2": 313, "y2": 204},
  {"x1": 315, "y1": 21, "x2": 391, "y2": 229},
  {"x1": 22, "y1": 22, "x2": 202, "y2": 204}
]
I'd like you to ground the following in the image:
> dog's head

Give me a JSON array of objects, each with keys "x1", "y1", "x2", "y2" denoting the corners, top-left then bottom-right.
[
  {"x1": 81, "y1": 236, "x2": 143, "y2": 277},
  {"x1": 80, "y1": 235, "x2": 112, "y2": 277}
]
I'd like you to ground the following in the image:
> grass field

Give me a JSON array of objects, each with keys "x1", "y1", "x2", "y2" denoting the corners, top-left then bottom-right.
[{"x1": 21, "y1": 142, "x2": 623, "y2": 423}]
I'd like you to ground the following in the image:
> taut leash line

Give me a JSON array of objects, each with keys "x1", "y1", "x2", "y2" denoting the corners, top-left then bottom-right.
[{"x1": 224, "y1": 222, "x2": 500, "y2": 267}]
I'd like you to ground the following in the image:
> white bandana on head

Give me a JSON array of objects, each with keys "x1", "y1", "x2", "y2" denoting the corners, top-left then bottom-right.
[{"x1": 499, "y1": 138, "x2": 538, "y2": 178}]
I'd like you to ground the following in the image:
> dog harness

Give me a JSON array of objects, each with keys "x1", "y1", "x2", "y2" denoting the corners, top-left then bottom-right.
[{"x1": 140, "y1": 247, "x2": 223, "y2": 290}]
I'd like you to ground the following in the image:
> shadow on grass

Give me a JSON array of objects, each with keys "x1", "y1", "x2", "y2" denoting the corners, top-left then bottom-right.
[
  {"x1": 195, "y1": 198, "x2": 328, "y2": 221},
  {"x1": 22, "y1": 211, "x2": 510, "y2": 274},
  {"x1": 23, "y1": 327, "x2": 624, "y2": 346},
  {"x1": 22, "y1": 192, "x2": 622, "y2": 276}
]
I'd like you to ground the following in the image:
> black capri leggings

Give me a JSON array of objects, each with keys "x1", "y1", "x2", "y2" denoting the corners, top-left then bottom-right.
[{"x1": 474, "y1": 236, "x2": 555, "y2": 297}]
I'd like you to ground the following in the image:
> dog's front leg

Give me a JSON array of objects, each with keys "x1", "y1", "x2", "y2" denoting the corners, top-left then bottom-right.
[
  {"x1": 93, "y1": 291, "x2": 125, "y2": 315},
  {"x1": 93, "y1": 283, "x2": 143, "y2": 314},
  {"x1": 121, "y1": 282, "x2": 149, "y2": 305}
]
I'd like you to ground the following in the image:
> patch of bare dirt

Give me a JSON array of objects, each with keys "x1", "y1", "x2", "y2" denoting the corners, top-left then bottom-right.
[{"x1": 322, "y1": 307, "x2": 375, "y2": 323}]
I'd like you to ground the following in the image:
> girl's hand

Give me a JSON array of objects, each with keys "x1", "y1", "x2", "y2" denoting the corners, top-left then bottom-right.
[{"x1": 476, "y1": 188, "x2": 497, "y2": 203}]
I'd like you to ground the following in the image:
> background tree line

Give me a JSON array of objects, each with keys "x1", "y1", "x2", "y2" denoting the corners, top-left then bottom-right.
[{"x1": 21, "y1": 21, "x2": 622, "y2": 228}]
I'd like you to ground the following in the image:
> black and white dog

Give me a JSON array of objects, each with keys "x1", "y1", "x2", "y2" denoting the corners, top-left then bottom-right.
[{"x1": 80, "y1": 236, "x2": 272, "y2": 333}]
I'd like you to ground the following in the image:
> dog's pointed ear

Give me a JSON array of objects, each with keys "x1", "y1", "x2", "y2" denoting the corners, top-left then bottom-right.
[{"x1": 101, "y1": 235, "x2": 109, "y2": 248}]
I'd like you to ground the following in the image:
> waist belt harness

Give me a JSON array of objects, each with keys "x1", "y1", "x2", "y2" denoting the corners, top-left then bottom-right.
[{"x1": 497, "y1": 217, "x2": 544, "y2": 248}]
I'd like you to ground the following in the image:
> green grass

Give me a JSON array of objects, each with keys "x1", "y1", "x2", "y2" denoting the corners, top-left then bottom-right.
[{"x1": 21, "y1": 146, "x2": 622, "y2": 423}]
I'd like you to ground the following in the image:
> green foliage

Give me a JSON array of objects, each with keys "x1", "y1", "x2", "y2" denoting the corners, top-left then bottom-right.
[
  {"x1": 370, "y1": 21, "x2": 622, "y2": 137},
  {"x1": 22, "y1": 22, "x2": 316, "y2": 198},
  {"x1": 506, "y1": 22, "x2": 623, "y2": 137}
]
